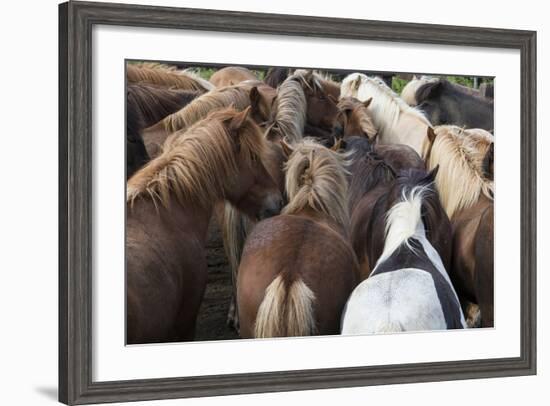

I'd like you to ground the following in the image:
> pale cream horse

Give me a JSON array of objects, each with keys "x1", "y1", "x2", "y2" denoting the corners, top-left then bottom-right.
[{"x1": 340, "y1": 73, "x2": 433, "y2": 157}]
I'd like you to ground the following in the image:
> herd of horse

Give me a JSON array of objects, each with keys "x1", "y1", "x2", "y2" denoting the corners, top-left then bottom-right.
[{"x1": 125, "y1": 63, "x2": 494, "y2": 344}]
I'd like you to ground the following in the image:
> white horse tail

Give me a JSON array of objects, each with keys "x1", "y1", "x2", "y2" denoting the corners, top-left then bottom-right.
[
  {"x1": 374, "y1": 320, "x2": 404, "y2": 333},
  {"x1": 254, "y1": 275, "x2": 316, "y2": 338}
]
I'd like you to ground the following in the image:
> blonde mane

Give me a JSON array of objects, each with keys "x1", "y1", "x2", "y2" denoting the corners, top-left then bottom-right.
[
  {"x1": 283, "y1": 139, "x2": 350, "y2": 229},
  {"x1": 427, "y1": 125, "x2": 494, "y2": 219},
  {"x1": 341, "y1": 73, "x2": 431, "y2": 137},
  {"x1": 127, "y1": 65, "x2": 212, "y2": 92},
  {"x1": 127, "y1": 107, "x2": 267, "y2": 209},
  {"x1": 337, "y1": 97, "x2": 378, "y2": 138},
  {"x1": 266, "y1": 72, "x2": 308, "y2": 143},
  {"x1": 162, "y1": 85, "x2": 251, "y2": 134}
]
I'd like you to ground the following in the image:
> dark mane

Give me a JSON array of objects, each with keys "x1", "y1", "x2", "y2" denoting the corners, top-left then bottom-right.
[
  {"x1": 346, "y1": 137, "x2": 395, "y2": 209},
  {"x1": 264, "y1": 67, "x2": 291, "y2": 89}
]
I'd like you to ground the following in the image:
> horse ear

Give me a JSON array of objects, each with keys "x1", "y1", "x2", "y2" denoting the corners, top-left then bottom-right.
[
  {"x1": 227, "y1": 106, "x2": 251, "y2": 132},
  {"x1": 331, "y1": 137, "x2": 342, "y2": 151},
  {"x1": 426, "y1": 165, "x2": 440, "y2": 183},
  {"x1": 427, "y1": 127, "x2": 437, "y2": 144},
  {"x1": 483, "y1": 142, "x2": 495, "y2": 180},
  {"x1": 353, "y1": 76, "x2": 362, "y2": 90},
  {"x1": 363, "y1": 97, "x2": 373, "y2": 108},
  {"x1": 280, "y1": 138, "x2": 294, "y2": 158},
  {"x1": 249, "y1": 86, "x2": 261, "y2": 109},
  {"x1": 416, "y1": 80, "x2": 442, "y2": 103}
]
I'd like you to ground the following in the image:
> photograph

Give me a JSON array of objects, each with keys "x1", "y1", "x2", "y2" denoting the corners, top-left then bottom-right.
[{"x1": 125, "y1": 61, "x2": 495, "y2": 344}]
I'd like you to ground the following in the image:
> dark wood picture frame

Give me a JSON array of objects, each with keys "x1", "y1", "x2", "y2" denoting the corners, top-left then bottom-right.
[{"x1": 59, "y1": 1, "x2": 537, "y2": 404}]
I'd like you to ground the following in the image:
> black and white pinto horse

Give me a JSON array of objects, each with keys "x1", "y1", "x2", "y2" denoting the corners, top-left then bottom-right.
[{"x1": 341, "y1": 171, "x2": 466, "y2": 333}]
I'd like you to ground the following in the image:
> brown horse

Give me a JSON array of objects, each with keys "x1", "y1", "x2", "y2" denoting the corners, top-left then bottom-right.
[
  {"x1": 237, "y1": 139, "x2": 359, "y2": 338},
  {"x1": 334, "y1": 98, "x2": 425, "y2": 173},
  {"x1": 425, "y1": 125, "x2": 494, "y2": 327},
  {"x1": 210, "y1": 66, "x2": 258, "y2": 87},
  {"x1": 266, "y1": 70, "x2": 339, "y2": 143},
  {"x1": 334, "y1": 97, "x2": 377, "y2": 140},
  {"x1": 126, "y1": 84, "x2": 203, "y2": 177},
  {"x1": 126, "y1": 107, "x2": 283, "y2": 344},
  {"x1": 346, "y1": 136, "x2": 450, "y2": 280},
  {"x1": 126, "y1": 64, "x2": 214, "y2": 92},
  {"x1": 142, "y1": 83, "x2": 275, "y2": 158}
]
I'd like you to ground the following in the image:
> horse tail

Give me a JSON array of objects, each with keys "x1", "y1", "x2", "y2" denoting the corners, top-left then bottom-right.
[
  {"x1": 222, "y1": 202, "x2": 254, "y2": 286},
  {"x1": 375, "y1": 320, "x2": 404, "y2": 333},
  {"x1": 254, "y1": 275, "x2": 316, "y2": 338}
]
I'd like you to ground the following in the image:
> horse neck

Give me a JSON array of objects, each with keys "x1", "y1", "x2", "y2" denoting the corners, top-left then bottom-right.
[
  {"x1": 368, "y1": 100, "x2": 428, "y2": 155},
  {"x1": 128, "y1": 194, "x2": 214, "y2": 245},
  {"x1": 392, "y1": 115, "x2": 429, "y2": 155}
]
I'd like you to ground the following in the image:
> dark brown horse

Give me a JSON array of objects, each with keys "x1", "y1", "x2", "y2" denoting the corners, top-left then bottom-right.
[
  {"x1": 126, "y1": 84, "x2": 202, "y2": 177},
  {"x1": 126, "y1": 107, "x2": 283, "y2": 344},
  {"x1": 266, "y1": 70, "x2": 339, "y2": 144},
  {"x1": 346, "y1": 137, "x2": 450, "y2": 279},
  {"x1": 237, "y1": 139, "x2": 359, "y2": 338}
]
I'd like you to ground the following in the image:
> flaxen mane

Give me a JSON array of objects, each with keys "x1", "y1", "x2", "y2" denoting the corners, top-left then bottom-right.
[
  {"x1": 341, "y1": 73, "x2": 431, "y2": 137},
  {"x1": 283, "y1": 139, "x2": 350, "y2": 230},
  {"x1": 127, "y1": 84, "x2": 201, "y2": 129},
  {"x1": 162, "y1": 85, "x2": 251, "y2": 134},
  {"x1": 127, "y1": 65, "x2": 213, "y2": 92},
  {"x1": 427, "y1": 125, "x2": 494, "y2": 219},
  {"x1": 127, "y1": 107, "x2": 267, "y2": 208},
  {"x1": 266, "y1": 72, "x2": 308, "y2": 143},
  {"x1": 337, "y1": 97, "x2": 378, "y2": 138}
]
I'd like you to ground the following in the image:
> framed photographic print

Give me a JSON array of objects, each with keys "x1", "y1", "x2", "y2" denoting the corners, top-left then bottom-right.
[{"x1": 59, "y1": 1, "x2": 536, "y2": 404}]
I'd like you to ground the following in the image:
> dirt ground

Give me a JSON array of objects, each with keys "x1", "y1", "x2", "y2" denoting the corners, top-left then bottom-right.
[{"x1": 194, "y1": 219, "x2": 240, "y2": 341}]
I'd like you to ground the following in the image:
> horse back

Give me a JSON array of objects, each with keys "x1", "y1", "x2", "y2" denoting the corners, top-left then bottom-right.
[
  {"x1": 372, "y1": 239, "x2": 464, "y2": 329},
  {"x1": 237, "y1": 215, "x2": 359, "y2": 337}
]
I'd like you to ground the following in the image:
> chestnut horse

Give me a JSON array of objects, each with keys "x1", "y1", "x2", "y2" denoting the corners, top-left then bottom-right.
[
  {"x1": 237, "y1": 139, "x2": 359, "y2": 338},
  {"x1": 425, "y1": 125, "x2": 494, "y2": 327},
  {"x1": 126, "y1": 107, "x2": 283, "y2": 344},
  {"x1": 142, "y1": 83, "x2": 276, "y2": 158},
  {"x1": 210, "y1": 66, "x2": 258, "y2": 87},
  {"x1": 342, "y1": 169, "x2": 465, "y2": 334},
  {"x1": 126, "y1": 64, "x2": 214, "y2": 92},
  {"x1": 224, "y1": 70, "x2": 340, "y2": 329}
]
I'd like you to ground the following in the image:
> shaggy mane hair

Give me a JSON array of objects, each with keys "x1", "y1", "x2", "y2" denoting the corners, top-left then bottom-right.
[
  {"x1": 162, "y1": 85, "x2": 251, "y2": 134},
  {"x1": 427, "y1": 125, "x2": 494, "y2": 219},
  {"x1": 127, "y1": 107, "x2": 268, "y2": 209},
  {"x1": 283, "y1": 139, "x2": 350, "y2": 229},
  {"x1": 127, "y1": 65, "x2": 213, "y2": 92}
]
